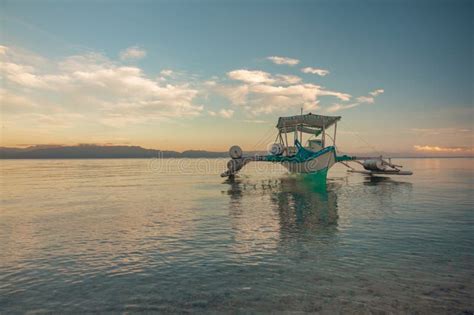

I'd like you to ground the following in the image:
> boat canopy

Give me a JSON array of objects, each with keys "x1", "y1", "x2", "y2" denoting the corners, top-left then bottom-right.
[
  {"x1": 276, "y1": 113, "x2": 341, "y2": 133},
  {"x1": 279, "y1": 125, "x2": 323, "y2": 136}
]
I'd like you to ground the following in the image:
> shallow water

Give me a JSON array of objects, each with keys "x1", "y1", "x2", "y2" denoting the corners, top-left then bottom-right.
[{"x1": 0, "y1": 158, "x2": 473, "y2": 313}]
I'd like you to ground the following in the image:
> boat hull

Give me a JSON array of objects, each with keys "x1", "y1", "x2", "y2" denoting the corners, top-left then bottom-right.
[{"x1": 281, "y1": 149, "x2": 336, "y2": 174}]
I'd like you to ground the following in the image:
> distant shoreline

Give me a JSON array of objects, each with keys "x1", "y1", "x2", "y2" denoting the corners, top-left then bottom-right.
[{"x1": 1, "y1": 145, "x2": 471, "y2": 159}]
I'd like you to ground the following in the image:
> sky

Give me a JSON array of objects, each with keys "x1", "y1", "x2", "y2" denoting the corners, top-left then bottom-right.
[{"x1": 0, "y1": 0, "x2": 472, "y2": 156}]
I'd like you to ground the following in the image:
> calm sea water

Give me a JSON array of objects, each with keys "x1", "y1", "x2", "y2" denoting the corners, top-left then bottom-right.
[{"x1": 0, "y1": 158, "x2": 473, "y2": 313}]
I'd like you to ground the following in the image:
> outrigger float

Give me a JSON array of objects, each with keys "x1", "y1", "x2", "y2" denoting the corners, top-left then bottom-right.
[{"x1": 221, "y1": 113, "x2": 412, "y2": 179}]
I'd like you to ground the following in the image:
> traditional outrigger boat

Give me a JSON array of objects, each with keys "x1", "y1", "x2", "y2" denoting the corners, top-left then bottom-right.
[{"x1": 221, "y1": 113, "x2": 412, "y2": 179}]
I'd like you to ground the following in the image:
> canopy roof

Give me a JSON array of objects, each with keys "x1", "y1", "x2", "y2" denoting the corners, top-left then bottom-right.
[
  {"x1": 276, "y1": 113, "x2": 341, "y2": 132},
  {"x1": 279, "y1": 125, "x2": 323, "y2": 136}
]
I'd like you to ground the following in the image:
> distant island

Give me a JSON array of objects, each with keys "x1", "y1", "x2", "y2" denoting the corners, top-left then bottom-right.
[
  {"x1": 0, "y1": 145, "x2": 230, "y2": 159},
  {"x1": 0, "y1": 144, "x2": 471, "y2": 159}
]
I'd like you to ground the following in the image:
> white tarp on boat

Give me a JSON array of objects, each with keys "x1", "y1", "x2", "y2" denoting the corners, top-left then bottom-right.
[{"x1": 276, "y1": 113, "x2": 341, "y2": 130}]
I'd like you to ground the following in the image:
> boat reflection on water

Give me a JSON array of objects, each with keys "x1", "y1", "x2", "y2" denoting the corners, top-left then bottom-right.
[
  {"x1": 363, "y1": 175, "x2": 412, "y2": 186},
  {"x1": 224, "y1": 175, "x2": 340, "y2": 252},
  {"x1": 274, "y1": 176, "x2": 339, "y2": 235}
]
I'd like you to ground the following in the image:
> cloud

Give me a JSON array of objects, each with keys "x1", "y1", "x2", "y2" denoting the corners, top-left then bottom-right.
[
  {"x1": 275, "y1": 74, "x2": 302, "y2": 85},
  {"x1": 208, "y1": 109, "x2": 234, "y2": 118},
  {"x1": 119, "y1": 46, "x2": 147, "y2": 60},
  {"x1": 249, "y1": 84, "x2": 349, "y2": 102},
  {"x1": 0, "y1": 61, "x2": 71, "y2": 90},
  {"x1": 227, "y1": 70, "x2": 304, "y2": 86},
  {"x1": 370, "y1": 89, "x2": 384, "y2": 96},
  {"x1": 0, "y1": 45, "x2": 49, "y2": 67},
  {"x1": 326, "y1": 103, "x2": 360, "y2": 113},
  {"x1": 356, "y1": 89, "x2": 384, "y2": 105},
  {"x1": 413, "y1": 145, "x2": 474, "y2": 153},
  {"x1": 221, "y1": 82, "x2": 351, "y2": 115},
  {"x1": 219, "y1": 109, "x2": 234, "y2": 118},
  {"x1": 301, "y1": 67, "x2": 330, "y2": 76},
  {"x1": 217, "y1": 84, "x2": 249, "y2": 106},
  {"x1": 317, "y1": 88, "x2": 351, "y2": 101},
  {"x1": 160, "y1": 69, "x2": 173, "y2": 76},
  {"x1": 227, "y1": 70, "x2": 275, "y2": 84},
  {"x1": 356, "y1": 96, "x2": 374, "y2": 104},
  {"x1": 203, "y1": 80, "x2": 217, "y2": 86},
  {"x1": 0, "y1": 44, "x2": 384, "y2": 141},
  {"x1": 223, "y1": 67, "x2": 352, "y2": 115},
  {"x1": 0, "y1": 45, "x2": 203, "y2": 130},
  {"x1": 326, "y1": 88, "x2": 384, "y2": 112},
  {"x1": 267, "y1": 56, "x2": 300, "y2": 66}
]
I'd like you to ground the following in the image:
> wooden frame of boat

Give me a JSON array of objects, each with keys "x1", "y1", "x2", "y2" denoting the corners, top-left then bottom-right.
[{"x1": 221, "y1": 113, "x2": 413, "y2": 179}]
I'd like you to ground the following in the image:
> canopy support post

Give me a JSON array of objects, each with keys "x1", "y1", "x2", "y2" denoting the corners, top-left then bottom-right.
[
  {"x1": 300, "y1": 107, "x2": 303, "y2": 145},
  {"x1": 322, "y1": 124, "x2": 326, "y2": 148},
  {"x1": 333, "y1": 122, "x2": 337, "y2": 146}
]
